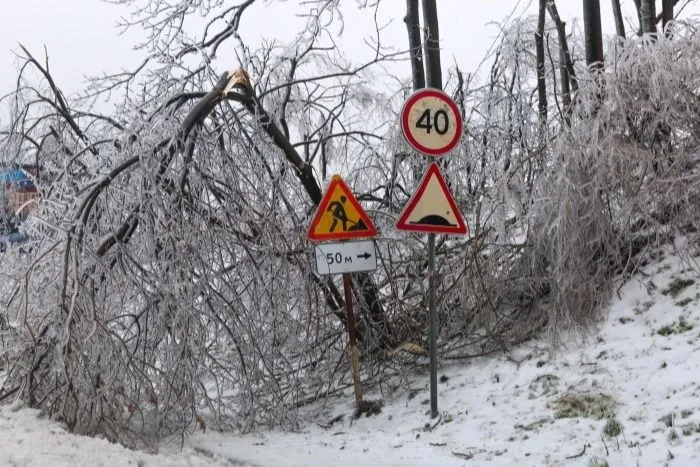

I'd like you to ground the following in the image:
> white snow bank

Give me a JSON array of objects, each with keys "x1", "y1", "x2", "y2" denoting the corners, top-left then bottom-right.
[{"x1": 0, "y1": 403, "x2": 219, "y2": 466}]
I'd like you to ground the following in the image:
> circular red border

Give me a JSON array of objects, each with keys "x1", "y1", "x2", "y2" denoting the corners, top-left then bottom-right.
[{"x1": 400, "y1": 88, "x2": 463, "y2": 157}]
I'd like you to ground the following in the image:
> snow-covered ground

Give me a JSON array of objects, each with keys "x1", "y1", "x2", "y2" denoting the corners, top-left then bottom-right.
[
  {"x1": 0, "y1": 403, "x2": 217, "y2": 466},
  {"x1": 3, "y1": 248, "x2": 700, "y2": 466}
]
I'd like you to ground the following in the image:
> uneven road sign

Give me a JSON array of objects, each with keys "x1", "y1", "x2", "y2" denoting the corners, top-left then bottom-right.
[
  {"x1": 396, "y1": 162, "x2": 468, "y2": 235},
  {"x1": 314, "y1": 240, "x2": 377, "y2": 275},
  {"x1": 401, "y1": 88, "x2": 463, "y2": 157}
]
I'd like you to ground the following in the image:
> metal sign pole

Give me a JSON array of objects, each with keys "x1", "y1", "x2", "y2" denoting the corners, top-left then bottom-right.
[
  {"x1": 342, "y1": 273, "x2": 363, "y2": 405},
  {"x1": 423, "y1": 0, "x2": 442, "y2": 420},
  {"x1": 399, "y1": 0, "x2": 464, "y2": 423},
  {"x1": 427, "y1": 232, "x2": 438, "y2": 418}
]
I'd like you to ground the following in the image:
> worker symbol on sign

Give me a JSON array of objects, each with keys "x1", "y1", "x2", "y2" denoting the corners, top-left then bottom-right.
[
  {"x1": 327, "y1": 196, "x2": 369, "y2": 233},
  {"x1": 307, "y1": 175, "x2": 378, "y2": 242},
  {"x1": 327, "y1": 196, "x2": 349, "y2": 232}
]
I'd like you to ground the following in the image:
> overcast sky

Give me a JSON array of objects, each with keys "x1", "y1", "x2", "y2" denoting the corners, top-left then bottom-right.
[{"x1": 1, "y1": 0, "x2": 698, "y2": 99}]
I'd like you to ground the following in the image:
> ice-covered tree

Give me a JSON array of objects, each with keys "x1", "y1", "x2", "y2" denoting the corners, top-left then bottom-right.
[{"x1": 1, "y1": 0, "x2": 700, "y2": 449}]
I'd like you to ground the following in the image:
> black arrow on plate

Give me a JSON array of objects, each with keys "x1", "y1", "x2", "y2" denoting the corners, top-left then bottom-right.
[{"x1": 356, "y1": 252, "x2": 372, "y2": 260}]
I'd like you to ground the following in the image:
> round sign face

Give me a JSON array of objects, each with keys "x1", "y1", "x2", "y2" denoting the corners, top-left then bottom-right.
[{"x1": 401, "y1": 88, "x2": 463, "y2": 157}]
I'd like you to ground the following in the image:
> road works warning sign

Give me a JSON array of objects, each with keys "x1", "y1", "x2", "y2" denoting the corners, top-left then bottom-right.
[{"x1": 307, "y1": 175, "x2": 378, "y2": 242}]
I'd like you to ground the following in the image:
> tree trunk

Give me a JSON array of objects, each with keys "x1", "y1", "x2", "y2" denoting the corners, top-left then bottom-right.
[
  {"x1": 404, "y1": 0, "x2": 425, "y2": 91},
  {"x1": 632, "y1": 0, "x2": 642, "y2": 35},
  {"x1": 559, "y1": 24, "x2": 571, "y2": 124},
  {"x1": 611, "y1": 0, "x2": 626, "y2": 38},
  {"x1": 640, "y1": 0, "x2": 657, "y2": 35},
  {"x1": 403, "y1": 0, "x2": 426, "y2": 182},
  {"x1": 421, "y1": 0, "x2": 450, "y2": 178},
  {"x1": 662, "y1": 0, "x2": 674, "y2": 36},
  {"x1": 237, "y1": 80, "x2": 323, "y2": 204},
  {"x1": 421, "y1": 0, "x2": 442, "y2": 89},
  {"x1": 535, "y1": 0, "x2": 547, "y2": 128},
  {"x1": 583, "y1": 0, "x2": 604, "y2": 69},
  {"x1": 547, "y1": 0, "x2": 578, "y2": 92}
]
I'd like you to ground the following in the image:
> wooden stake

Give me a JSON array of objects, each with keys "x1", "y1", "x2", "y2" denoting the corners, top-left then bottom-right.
[{"x1": 342, "y1": 273, "x2": 363, "y2": 404}]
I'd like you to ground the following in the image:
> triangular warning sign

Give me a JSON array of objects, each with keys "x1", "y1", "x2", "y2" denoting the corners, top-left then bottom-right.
[
  {"x1": 396, "y1": 163, "x2": 468, "y2": 235},
  {"x1": 307, "y1": 175, "x2": 378, "y2": 242}
]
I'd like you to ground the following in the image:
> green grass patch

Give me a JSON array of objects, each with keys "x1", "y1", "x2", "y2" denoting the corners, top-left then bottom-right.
[
  {"x1": 657, "y1": 316, "x2": 694, "y2": 336},
  {"x1": 662, "y1": 278, "x2": 695, "y2": 298},
  {"x1": 678, "y1": 316, "x2": 694, "y2": 332},
  {"x1": 603, "y1": 417, "x2": 623, "y2": 437},
  {"x1": 552, "y1": 392, "x2": 615, "y2": 420},
  {"x1": 588, "y1": 458, "x2": 610, "y2": 467}
]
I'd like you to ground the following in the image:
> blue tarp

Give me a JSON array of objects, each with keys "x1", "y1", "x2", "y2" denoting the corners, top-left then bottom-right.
[{"x1": 0, "y1": 168, "x2": 34, "y2": 188}]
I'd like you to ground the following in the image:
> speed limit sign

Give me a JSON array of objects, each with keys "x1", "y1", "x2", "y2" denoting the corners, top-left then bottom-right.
[{"x1": 401, "y1": 88, "x2": 462, "y2": 157}]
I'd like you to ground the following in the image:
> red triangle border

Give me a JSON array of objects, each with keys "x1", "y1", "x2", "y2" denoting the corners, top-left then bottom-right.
[
  {"x1": 307, "y1": 176, "x2": 378, "y2": 242},
  {"x1": 395, "y1": 163, "x2": 468, "y2": 235}
]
